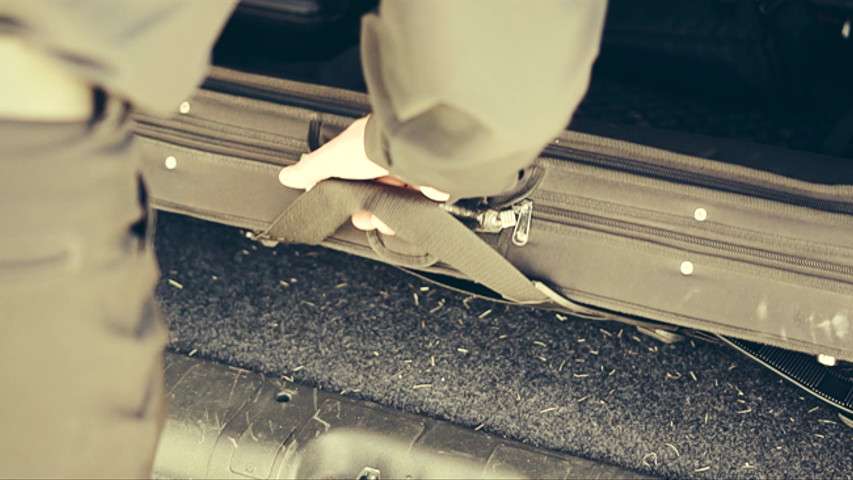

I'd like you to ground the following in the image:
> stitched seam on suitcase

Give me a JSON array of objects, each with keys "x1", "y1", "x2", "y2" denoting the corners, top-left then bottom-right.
[
  {"x1": 150, "y1": 200, "x2": 269, "y2": 232},
  {"x1": 533, "y1": 220, "x2": 853, "y2": 285},
  {"x1": 138, "y1": 132, "x2": 302, "y2": 167},
  {"x1": 544, "y1": 158, "x2": 853, "y2": 219},
  {"x1": 558, "y1": 133, "x2": 853, "y2": 201},
  {"x1": 209, "y1": 66, "x2": 370, "y2": 109},
  {"x1": 534, "y1": 191, "x2": 853, "y2": 261},
  {"x1": 139, "y1": 138, "x2": 287, "y2": 172}
]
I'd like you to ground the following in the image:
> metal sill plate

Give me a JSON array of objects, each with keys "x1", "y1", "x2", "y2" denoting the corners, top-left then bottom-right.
[{"x1": 153, "y1": 352, "x2": 648, "y2": 480}]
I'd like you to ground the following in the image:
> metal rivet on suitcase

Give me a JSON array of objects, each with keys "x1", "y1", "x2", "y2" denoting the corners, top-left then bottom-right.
[
  {"x1": 693, "y1": 208, "x2": 708, "y2": 222},
  {"x1": 179, "y1": 101, "x2": 191, "y2": 114},
  {"x1": 680, "y1": 261, "x2": 694, "y2": 276},
  {"x1": 817, "y1": 354, "x2": 837, "y2": 366},
  {"x1": 165, "y1": 156, "x2": 178, "y2": 170}
]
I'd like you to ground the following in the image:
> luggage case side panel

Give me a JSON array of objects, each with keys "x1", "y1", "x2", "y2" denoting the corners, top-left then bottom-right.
[
  {"x1": 507, "y1": 218, "x2": 853, "y2": 360},
  {"x1": 538, "y1": 160, "x2": 853, "y2": 263},
  {"x1": 136, "y1": 71, "x2": 853, "y2": 361}
]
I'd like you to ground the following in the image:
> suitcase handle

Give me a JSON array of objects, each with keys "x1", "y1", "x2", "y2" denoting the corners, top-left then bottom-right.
[{"x1": 264, "y1": 179, "x2": 551, "y2": 305}]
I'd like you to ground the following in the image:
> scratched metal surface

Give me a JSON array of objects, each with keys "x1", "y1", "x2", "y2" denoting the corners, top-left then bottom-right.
[{"x1": 153, "y1": 352, "x2": 651, "y2": 479}]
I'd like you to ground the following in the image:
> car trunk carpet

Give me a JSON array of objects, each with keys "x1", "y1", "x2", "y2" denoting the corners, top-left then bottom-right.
[
  {"x1": 153, "y1": 66, "x2": 852, "y2": 478},
  {"x1": 154, "y1": 211, "x2": 852, "y2": 480}
]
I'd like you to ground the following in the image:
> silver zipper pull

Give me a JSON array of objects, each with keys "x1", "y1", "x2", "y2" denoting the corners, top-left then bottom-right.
[
  {"x1": 512, "y1": 199, "x2": 533, "y2": 246},
  {"x1": 450, "y1": 200, "x2": 531, "y2": 245}
]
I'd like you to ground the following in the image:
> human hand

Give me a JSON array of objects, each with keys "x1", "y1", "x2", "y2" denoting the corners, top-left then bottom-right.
[{"x1": 278, "y1": 116, "x2": 449, "y2": 235}]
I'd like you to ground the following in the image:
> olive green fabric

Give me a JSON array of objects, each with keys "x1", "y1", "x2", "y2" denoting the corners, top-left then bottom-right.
[
  {"x1": 0, "y1": 1, "x2": 238, "y2": 116},
  {"x1": 1, "y1": 0, "x2": 606, "y2": 196},
  {"x1": 361, "y1": 1, "x2": 608, "y2": 199},
  {"x1": 0, "y1": 4, "x2": 237, "y2": 477},
  {"x1": 264, "y1": 178, "x2": 550, "y2": 304},
  {"x1": 0, "y1": 2, "x2": 608, "y2": 477},
  {"x1": 0, "y1": 99, "x2": 168, "y2": 479}
]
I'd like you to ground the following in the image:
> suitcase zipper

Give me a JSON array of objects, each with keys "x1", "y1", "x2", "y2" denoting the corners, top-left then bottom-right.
[
  {"x1": 447, "y1": 199, "x2": 533, "y2": 247},
  {"x1": 532, "y1": 203, "x2": 853, "y2": 279},
  {"x1": 203, "y1": 76, "x2": 371, "y2": 118},
  {"x1": 140, "y1": 70, "x2": 853, "y2": 361},
  {"x1": 467, "y1": 197, "x2": 853, "y2": 278},
  {"x1": 195, "y1": 70, "x2": 853, "y2": 216},
  {"x1": 543, "y1": 146, "x2": 853, "y2": 215},
  {"x1": 511, "y1": 199, "x2": 534, "y2": 247},
  {"x1": 141, "y1": 110, "x2": 853, "y2": 277},
  {"x1": 463, "y1": 199, "x2": 853, "y2": 358}
]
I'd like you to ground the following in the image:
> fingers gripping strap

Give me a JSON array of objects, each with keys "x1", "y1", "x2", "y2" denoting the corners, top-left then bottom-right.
[{"x1": 265, "y1": 180, "x2": 550, "y2": 304}]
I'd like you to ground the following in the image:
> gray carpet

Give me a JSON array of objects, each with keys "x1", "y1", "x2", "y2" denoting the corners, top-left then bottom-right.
[{"x1": 154, "y1": 211, "x2": 852, "y2": 480}]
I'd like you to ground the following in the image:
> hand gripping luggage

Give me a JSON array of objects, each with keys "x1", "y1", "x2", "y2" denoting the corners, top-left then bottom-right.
[{"x1": 136, "y1": 66, "x2": 853, "y2": 415}]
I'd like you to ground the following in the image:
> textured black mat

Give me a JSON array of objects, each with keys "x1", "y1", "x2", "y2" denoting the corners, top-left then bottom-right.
[
  {"x1": 574, "y1": 77, "x2": 837, "y2": 157},
  {"x1": 154, "y1": 212, "x2": 852, "y2": 480}
]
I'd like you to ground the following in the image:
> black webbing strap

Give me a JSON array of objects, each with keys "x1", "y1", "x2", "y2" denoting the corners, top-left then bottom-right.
[
  {"x1": 263, "y1": 179, "x2": 550, "y2": 305},
  {"x1": 719, "y1": 335, "x2": 853, "y2": 415}
]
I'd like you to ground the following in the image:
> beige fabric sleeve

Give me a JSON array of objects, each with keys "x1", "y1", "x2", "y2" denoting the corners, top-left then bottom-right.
[
  {"x1": 0, "y1": 1, "x2": 238, "y2": 116},
  {"x1": 360, "y1": 1, "x2": 608, "y2": 199}
]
